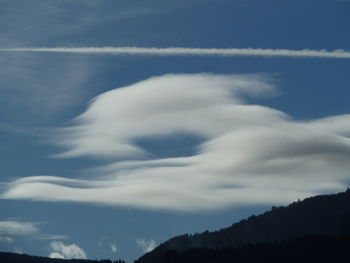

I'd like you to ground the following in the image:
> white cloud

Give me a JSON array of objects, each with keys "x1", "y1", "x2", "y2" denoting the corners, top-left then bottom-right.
[
  {"x1": 53, "y1": 73, "x2": 276, "y2": 159},
  {"x1": 0, "y1": 236, "x2": 14, "y2": 243},
  {"x1": 49, "y1": 241, "x2": 87, "y2": 259},
  {"x1": 110, "y1": 243, "x2": 117, "y2": 253},
  {"x1": 0, "y1": 221, "x2": 39, "y2": 236},
  {"x1": 14, "y1": 247, "x2": 23, "y2": 254},
  {"x1": 1, "y1": 46, "x2": 350, "y2": 59},
  {"x1": 0, "y1": 220, "x2": 68, "y2": 240},
  {"x1": 136, "y1": 238, "x2": 157, "y2": 253},
  {"x1": 49, "y1": 252, "x2": 65, "y2": 259},
  {"x1": 2, "y1": 74, "x2": 350, "y2": 212},
  {"x1": 97, "y1": 236, "x2": 117, "y2": 253}
]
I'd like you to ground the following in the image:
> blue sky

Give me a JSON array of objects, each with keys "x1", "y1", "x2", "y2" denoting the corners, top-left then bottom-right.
[{"x1": 1, "y1": 0, "x2": 350, "y2": 261}]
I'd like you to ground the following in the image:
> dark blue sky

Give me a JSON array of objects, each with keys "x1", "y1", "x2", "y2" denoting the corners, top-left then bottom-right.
[{"x1": 1, "y1": 0, "x2": 350, "y2": 262}]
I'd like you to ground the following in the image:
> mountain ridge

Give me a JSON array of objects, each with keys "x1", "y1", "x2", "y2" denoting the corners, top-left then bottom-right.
[{"x1": 136, "y1": 189, "x2": 350, "y2": 263}]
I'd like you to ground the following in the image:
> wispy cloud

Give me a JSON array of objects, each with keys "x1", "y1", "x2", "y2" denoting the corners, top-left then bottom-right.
[
  {"x1": 0, "y1": 220, "x2": 68, "y2": 240},
  {"x1": 36, "y1": 234, "x2": 69, "y2": 240},
  {"x1": 0, "y1": 53, "x2": 91, "y2": 127},
  {"x1": 0, "y1": 236, "x2": 14, "y2": 243},
  {"x1": 97, "y1": 236, "x2": 118, "y2": 254},
  {"x1": 1, "y1": 47, "x2": 350, "y2": 59},
  {"x1": 0, "y1": 221, "x2": 39, "y2": 236},
  {"x1": 2, "y1": 74, "x2": 350, "y2": 212},
  {"x1": 49, "y1": 241, "x2": 87, "y2": 259},
  {"x1": 0, "y1": 1, "x2": 156, "y2": 47},
  {"x1": 136, "y1": 238, "x2": 157, "y2": 253}
]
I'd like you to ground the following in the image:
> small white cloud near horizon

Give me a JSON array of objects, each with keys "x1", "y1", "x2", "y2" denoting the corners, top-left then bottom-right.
[
  {"x1": 49, "y1": 241, "x2": 87, "y2": 259},
  {"x1": 49, "y1": 252, "x2": 65, "y2": 259},
  {"x1": 13, "y1": 247, "x2": 23, "y2": 254},
  {"x1": 97, "y1": 236, "x2": 117, "y2": 253},
  {"x1": 2, "y1": 73, "x2": 350, "y2": 212},
  {"x1": 110, "y1": 243, "x2": 117, "y2": 253},
  {"x1": 136, "y1": 238, "x2": 157, "y2": 253}
]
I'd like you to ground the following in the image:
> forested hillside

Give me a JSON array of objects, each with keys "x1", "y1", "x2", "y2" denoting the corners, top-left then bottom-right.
[
  {"x1": 155, "y1": 235, "x2": 350, "y2": 263},
  {"x1": 136, "y1": 189, "x2": 350, "y2": 263}
]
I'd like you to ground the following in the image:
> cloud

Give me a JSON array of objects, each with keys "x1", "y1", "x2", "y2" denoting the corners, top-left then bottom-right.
[
  {"x1": 0, "y1": 1, "x2": 158, "y2": 47},
  {"x1": 97, "y1": 236, "x2": 117, "y2": 253},
  {"x1": 0, "y1": 53, "x2": 91, "y2": 125},
  {"x1": 37, "y1": 234, "x2": 69, "y2": 240},
  {"x1": 0, "y1": 221, "x2": 39, "y2": 236},
  {"x1": 0, "y1": 236, "x2": 14, "y2": 243},
  {"x1": 1, "y1": 46, "x2": 350, "y2": 59},
  {"x1": 110, "y1": 243, "x2": 117, "y2": 253},
  {"x1": 49, "y1": 252, "x2": 65, "y2": 259},
  {"x1": 136, "y1": 238, "x2": 157, "y2": 253},
  {"x1": 0, "y1": 220, "x2": 68, "y2": 240},
  {"x1": 13, "y1": 247, "x2": 23, "y2": 254},
  {"x1": 53, "y1": 73, "x2": 276, "y2": 159},
  {"x1": 2, "y1": 74, "x2": 350, "y2": 212},
  {"x1": 49, "y1": 241, "x2": 87, "y2": 259}
]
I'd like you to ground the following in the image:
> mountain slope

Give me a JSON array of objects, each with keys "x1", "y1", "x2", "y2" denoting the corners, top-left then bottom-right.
[
  {"x1": 157, "y1": 235, "x2": 350, "y2": 263},
  {"x1": 136, "y1": 189, "x2": 350, "y2": 263}
]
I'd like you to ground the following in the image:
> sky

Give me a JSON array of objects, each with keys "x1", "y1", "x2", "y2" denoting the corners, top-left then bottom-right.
[{"x1": 1, "y1": 0, "x2": 350, "y2": 262}]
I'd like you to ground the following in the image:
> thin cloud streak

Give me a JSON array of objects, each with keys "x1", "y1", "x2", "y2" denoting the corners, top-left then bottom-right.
[
  {"x1": 0, "y1": 220, "x2": 68, "y2": 240},
  {"x1": 0, "y1": 221, "x2": 39, "y2": 236},
  {"x1": 1, "y1": 47, "x2": 350, "y2": 59}
]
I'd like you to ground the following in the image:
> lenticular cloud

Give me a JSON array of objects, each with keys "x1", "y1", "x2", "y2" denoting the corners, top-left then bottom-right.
[{"x1": 2, "y1": 74, "x2": 350, "y2": 211}]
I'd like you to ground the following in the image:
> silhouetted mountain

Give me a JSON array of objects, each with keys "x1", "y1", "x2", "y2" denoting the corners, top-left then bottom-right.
[
  {"x1": 158, "y1": 235, "x2": 350, "y2": 263},
  {"x1": 0, "y1": 252, "x2": 125, "y2": 263},
  {"x1": 136, "y1": 189, "x2": 350, "y2": 263}
]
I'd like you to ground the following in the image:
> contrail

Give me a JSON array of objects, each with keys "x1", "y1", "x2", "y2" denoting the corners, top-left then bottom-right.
[{"x1": 1, "y1": 46, "x2": 350, "y2": 59}]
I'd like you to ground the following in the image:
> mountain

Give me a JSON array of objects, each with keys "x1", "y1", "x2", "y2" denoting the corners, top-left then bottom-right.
[
  {"x1": 155, "y1": 235, "x2": 350, "y2": 263},
  {"x1": 136, "y1": 189, "x2": 350, "y2": 263},
  {"x1": 0, "y1": 252, "x2": 125, "y2": 263}
]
